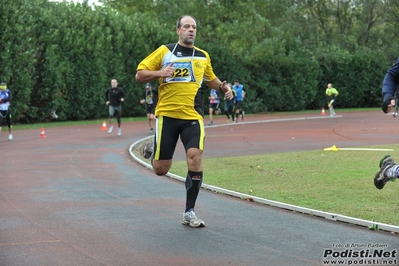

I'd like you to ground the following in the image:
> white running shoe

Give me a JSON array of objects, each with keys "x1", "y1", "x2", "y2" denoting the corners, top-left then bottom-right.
[
  {"x1": 108, "y1": 125, "x2": 113, "y2": 134},
  {"x1": 117, "y1": 128, "x2": 121, "y2": 136},
  {"x1": 182, "y1": 209, "x2": 205, "y2": 227},
  {"x1": 8, "y1": 134, "x2": 13, "y2": 140}
]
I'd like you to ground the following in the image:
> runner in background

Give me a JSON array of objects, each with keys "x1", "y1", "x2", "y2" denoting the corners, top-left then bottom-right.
[
  {"x1": 325, "y1": 83, "x2": 339, "y2": 116},
  {"x1": 232, "y1": 79, "x2": 245, "y2": 122},
  {"x1": 224, "y1": 83, "x2": 236, "y2": 123},
  {"x1": 140, "y1": 83, "x2": 158, "y2": 134},
  {"x1": 0, "y1": 82, "x2": 13, "y2": 140},
  {"x1": 105, "y1": 79, "x2": 125, "y2": 136},
  {"x1": 208, "y1": 88, "x2": 220, "y2": 125}
]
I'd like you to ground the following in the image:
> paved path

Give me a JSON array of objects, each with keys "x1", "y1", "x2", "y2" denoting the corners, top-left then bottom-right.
[{"x1": 1, "y1": 111, "x2": 398, "y2": 266}]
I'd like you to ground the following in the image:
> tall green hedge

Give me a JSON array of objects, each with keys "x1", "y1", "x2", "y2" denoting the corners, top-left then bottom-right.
[
  {"x1": 0, "y1": 0, "x2": 174, "y2": 123},
  {"x1": 0, "y1": 0, "x2": 392, "y2": 123}
]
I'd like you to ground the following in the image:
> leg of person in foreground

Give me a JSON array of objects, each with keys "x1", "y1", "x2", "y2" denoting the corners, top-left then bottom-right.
[
  {"x1": 374, "y1": 155, "x2": 398, "y2": 189},
  {"x1": 181, "y1": 147, "x2": 204, "y2": 227},
  {"x1": 142, "y1": 146, "x2": 205, "y2": 228},
  {"x1": 142, "y1": 119, "x2": 205, "y2": 228}
]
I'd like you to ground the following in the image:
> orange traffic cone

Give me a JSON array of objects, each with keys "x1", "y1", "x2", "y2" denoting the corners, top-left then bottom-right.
[
  {"x1": 39, "y1": 127, "x2": 47, "y2": 138},
  {"x1": 321, "y1": 108, "x2": 326, "y2": 116},
  {"x1": 101, "y1": 121, "x2": 107, "y2": 131}
]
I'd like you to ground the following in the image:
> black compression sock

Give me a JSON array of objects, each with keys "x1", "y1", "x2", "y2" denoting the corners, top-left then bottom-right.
[{"x1": 185, "y1": 171, "x2": 203, "y2": 212}]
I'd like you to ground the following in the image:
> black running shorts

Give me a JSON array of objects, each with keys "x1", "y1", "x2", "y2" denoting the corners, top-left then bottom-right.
[{"x1": 153, "y1": 116, "x2": 205, "y2": 160}]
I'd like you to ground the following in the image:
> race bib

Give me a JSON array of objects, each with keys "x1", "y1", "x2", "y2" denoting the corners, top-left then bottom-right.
[
  {"x1": 163, "y1": 62, "x2": 195, "y2": 83},
  {"x1": 146, "y1": 95, "x2": 153, "y2": 104}
]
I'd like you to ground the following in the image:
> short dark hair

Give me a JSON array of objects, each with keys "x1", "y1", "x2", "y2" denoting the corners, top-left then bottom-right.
[{"x1": 176, "y1": 15, "x2": 197, "y2": 29}]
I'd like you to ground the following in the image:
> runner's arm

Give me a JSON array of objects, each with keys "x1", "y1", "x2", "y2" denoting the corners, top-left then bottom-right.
[
  {"x1": 135, "y1": 63, "x2": 175, "y2": 82},
  {"x1": 382, "y1": 58, "x2": 399, "y2": 113}
]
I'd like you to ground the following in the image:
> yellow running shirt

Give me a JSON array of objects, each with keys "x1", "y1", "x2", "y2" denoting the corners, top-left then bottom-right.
[{"x1": 137, "y1": 43, "x2": 217, "y2": 120}]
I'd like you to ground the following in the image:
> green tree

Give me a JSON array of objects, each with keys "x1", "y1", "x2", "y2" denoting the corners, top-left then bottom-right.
[{"x1": 0, "y1": 0, "x2": 37, "y2": 121}]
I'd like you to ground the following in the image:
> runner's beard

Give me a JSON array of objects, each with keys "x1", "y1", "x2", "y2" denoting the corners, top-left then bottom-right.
[{"x1": 183, "y1": 36, "x2": 195, "y2": 46}]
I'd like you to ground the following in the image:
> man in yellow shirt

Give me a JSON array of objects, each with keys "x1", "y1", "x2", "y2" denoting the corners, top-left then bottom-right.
[
  {"x1": 325, "y1": 83, "x2": 339, "y2": 116},
  {"x1": 136, "y1": 15, "x2": 233, "y2": 228}
]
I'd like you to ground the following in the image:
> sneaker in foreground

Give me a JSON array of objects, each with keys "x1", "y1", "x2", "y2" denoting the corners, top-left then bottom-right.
[
  {"x1": 108, "y1": 125, "x2": 113, "y2": 134},
  {"x1": 117, "y1": 128, "x2": 121, "y2": 136},
  {"x1": 374, "y1": 155, "x2": 397, "y2": 189},
  {"x1": 142, "y1": 138, "x2": 154, "y2": 159},
  {"x1": 208, "y1": 121, "x2": 213, "y2": 126},
  {"x1": 8, "y1": 134, "x2": 13, "y2": 141},
  {"x1": 182, "y1": 209, "x2": 205, "y2": 228},
  {"x1": 149, "y1": 128, "x2": 154, "y2": 134}
]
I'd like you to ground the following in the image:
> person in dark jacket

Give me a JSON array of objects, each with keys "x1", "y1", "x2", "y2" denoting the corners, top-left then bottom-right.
[
  {"x1": 105, "y1": 79, "x2": 125, "y2": 136},
  {"x1": 374, "y1": 58, "x2": 399, "y2": 189},
  {"x1": 381, "y1": 58, "x2": 399, "y2": 114}
]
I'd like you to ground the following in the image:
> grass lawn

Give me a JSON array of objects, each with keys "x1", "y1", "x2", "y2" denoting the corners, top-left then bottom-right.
[{"x1": 169, "y1": 146, "x2": 399, "y2": 227}]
